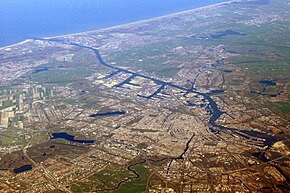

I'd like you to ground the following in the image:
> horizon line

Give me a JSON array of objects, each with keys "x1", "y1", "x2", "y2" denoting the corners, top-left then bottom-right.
[{"x1": 0, "y1": 0, "x2": 237, "y2": 51}]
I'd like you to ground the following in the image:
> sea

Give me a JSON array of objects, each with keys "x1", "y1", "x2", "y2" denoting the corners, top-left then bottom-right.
[{"x1": 0, "y1": 0, "x2": 228, "y2": 47}]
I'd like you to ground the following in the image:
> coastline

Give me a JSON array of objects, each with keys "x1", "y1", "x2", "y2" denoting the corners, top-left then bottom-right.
[
  {"x1": 0, "y1": 39, "x2": 33, "y2": 51},
  {"x1": 0, "y1": 0, "x2": 237, "y2": 50}
]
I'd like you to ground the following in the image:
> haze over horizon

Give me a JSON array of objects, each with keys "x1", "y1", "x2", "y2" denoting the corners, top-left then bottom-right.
[{"x1": 0, "y1": 0, "x2": 228, "y2": 47}]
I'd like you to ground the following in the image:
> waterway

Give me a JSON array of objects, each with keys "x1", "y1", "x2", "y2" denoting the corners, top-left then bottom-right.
[
  {"x1": 38, "y1": 37, "x2": 280, "y2": 148},
  {"x1": 31, "y1": 37, "x2": 285, "y2": 192}
]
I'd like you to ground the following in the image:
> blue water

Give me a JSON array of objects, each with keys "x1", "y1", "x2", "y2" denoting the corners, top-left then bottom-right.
[
  {"x1": 0, "y1": 0, "x2": 228, "y2": 47},
  {"x1": 89, "y1": 111, "x2": 125, "y2": 117},
  {"x1": 51, "y1": 132, "x2": 95, "y2": 144},
  {"x1": 259, "y1": 80, "x2": 276, "y2": 86},
  {"x1": 14, "y1": 164, "x2": 32, "y2": 174},
  {"x1": 198, "y1": 30, "x2": 246, "y2": 39},
  {"x1": 32, "y1": 67, "x2": 49, "y2": 74},
  {"x1": 209, "y1": 90, "x2": 225, "y2": 95}
]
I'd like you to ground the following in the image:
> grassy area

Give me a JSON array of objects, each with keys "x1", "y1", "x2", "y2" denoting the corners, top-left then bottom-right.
[
  {"x1": 268, "y1": 102, "x2": 290, "y2": 114},
  {"x1": 0, "y1": 100, "x2": 15, "y2": 110},
  {"x1": 70, "y1": 164, "x2": 132, "y2": 192},
  {"x1": 105, "y1": 40, "x2": 183, "y2": 78},
  {"x1": 0, "y1": 150, "x2": 31, "y2": 169},
  {"x1": 32, "y1": 67, "x2": 95, "y2": 85},
  {"x1": 155, "y1": 67, "x2": 181, "y2": 78},
  {"x1": 44, "y1": 190, "x2": 66, "y2": 193},
  {"x1": 0, "y1": 130, "x2": 27, "y2": 147},
  {"x1": 29, "y1": 131, "x2": 50, "y2": 146},
  {"x1": 69, "y1": 164, "x2": 149, "y2": 193},
  {"x1": 29, "y1": 49, "x2": 98, "y2": 85},
  {"x1": 27, "y1": 139, "x2": 88, "y2": 164},
  {"x1": 63, "y1": 98, "x2": 78, "y2": 105},
  {"x1": 114, "y1": 165, "x2": 149, "y2": 193}
]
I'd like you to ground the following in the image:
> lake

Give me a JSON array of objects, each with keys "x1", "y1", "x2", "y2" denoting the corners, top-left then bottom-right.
[
  {"x1": 0, "y1": 0, "x2": 228, "y2": 47},
  {"x1": 14, "y1": 164, "x2": 32, "y2": 174},
  {"x1": 51, "y1": 132, "x2": 95, "y2": 144},
  {"x1": 89, "y1": 111, "x2": 125, "y2": 117}
]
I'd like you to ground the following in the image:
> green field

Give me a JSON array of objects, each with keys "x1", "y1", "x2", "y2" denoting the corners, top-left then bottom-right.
[
  {"x1": 268, "y1": 101, "x2": 290, "y2": 114},
  {"x1": 70, "y1": 164, "x2": 132, "y2": 192},
  {"x1": 69, "y1": 164, "x2": 149, "y2": 193},
  {"x1": 0, "y1": 129, "x2": 27, "y2": 147},
  {"x1": 114, "y1": 165, "x2": 149, "y2": 193},
  {"x1": 32, "y1": 67, "x2": 95, "y2": 85}
]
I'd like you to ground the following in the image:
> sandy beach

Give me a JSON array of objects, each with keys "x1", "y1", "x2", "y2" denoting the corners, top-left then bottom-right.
[{"x1": 0, "y1": 39, "x2": 33, "y2": 51}]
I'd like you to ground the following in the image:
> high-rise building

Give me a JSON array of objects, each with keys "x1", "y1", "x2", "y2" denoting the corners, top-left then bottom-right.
[{"x1": 18, "y1": 94, "x2": 23, "y2": 112}]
